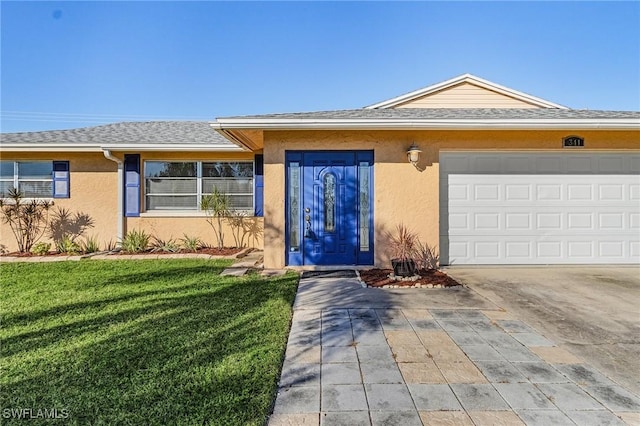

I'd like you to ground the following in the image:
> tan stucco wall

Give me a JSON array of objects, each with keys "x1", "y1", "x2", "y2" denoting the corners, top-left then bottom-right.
[
  {"x1": 0, "y1": 152, "x2": 118, "y2": 252},
  {"x1": 262, "y1": 129, "x2": 640, "y2": 268},
  {"x1": 0, "y1": 150, "x2": 263, "y2": 253},
  {"x1": 130, "y1": 151, "x2": 263, "y2": 249}
]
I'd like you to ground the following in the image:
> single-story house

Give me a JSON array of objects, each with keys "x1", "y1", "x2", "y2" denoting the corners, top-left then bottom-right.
[{"x1": 2, "y1": 74, "x2": 639, "y2": 268}]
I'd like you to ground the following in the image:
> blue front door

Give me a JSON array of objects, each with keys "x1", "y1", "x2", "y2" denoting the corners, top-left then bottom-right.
[{"x1": 286, "y1": 151, "x2": 373, "y2": 266}]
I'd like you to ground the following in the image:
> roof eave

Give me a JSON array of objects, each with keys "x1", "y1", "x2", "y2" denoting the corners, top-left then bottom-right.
[
  {"x1": 0, "y1": 143, "x2": 246, "y2": 152},
  {"x1": 103, "y1": 144, "x2": 245, "y2": 152},
  {"x1": 214, "y1": 119, "x2": 640, "y2": 131}
]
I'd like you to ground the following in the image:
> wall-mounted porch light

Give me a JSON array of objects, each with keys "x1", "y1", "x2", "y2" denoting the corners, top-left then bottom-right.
[{"x1": 407, "y1": 143, "x2": 422, "y2": 167}]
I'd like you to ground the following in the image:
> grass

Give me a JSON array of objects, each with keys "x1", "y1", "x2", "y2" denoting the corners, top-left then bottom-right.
[{"x1": 0, "y1": 260, "x2": 299, "y2": 425}]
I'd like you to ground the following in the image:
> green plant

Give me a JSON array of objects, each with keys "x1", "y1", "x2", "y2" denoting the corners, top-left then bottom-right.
[
  {"x1": 104, "y1": 239, "x2": 117, "y2": 252},
  {"x1": 415, "y1": 240, "x2": 439, "y2": 270},
  {"x1": 200, "y1": 187, "x2": 230, "y2": 249},
  {"x1": 57, "y1": 235, "x2": 82, "y2": 254},
  {"x1": 180, "y1": 234, "x2": 202, "y2": 252},
  {"x1": 120, "y1": 229, "x2": 151, "y2": 253},
  {"x1": 0, "y1": 188, "x2": 53, "y2": 252},
  {"x1": 150, "y1": 237, "x2": 181, "y2": 253},
  {"x1": 81, "y1": 235, "x2": 101, "y2": 254},
  {"x1": 30, "y1": 242, "x2": 51, "y2": 256}
]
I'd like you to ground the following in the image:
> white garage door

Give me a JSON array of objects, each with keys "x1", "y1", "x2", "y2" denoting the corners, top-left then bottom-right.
[{"x1": 440, "y1": 152, "x2": 640, "y2": 265}]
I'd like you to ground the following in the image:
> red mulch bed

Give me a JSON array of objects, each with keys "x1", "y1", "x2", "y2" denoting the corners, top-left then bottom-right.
[
  {"x1": 3, "y1": 247, "x2": 244, "y2": 257},
  {"x1": 359, "y1": 268, "x2": 462, "y2": 288},
  {"x1": 116, "y1": 247, "x2": 244, "y2": 256}
]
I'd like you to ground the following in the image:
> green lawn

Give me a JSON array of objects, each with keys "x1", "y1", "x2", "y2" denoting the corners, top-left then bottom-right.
[{"x1": 0, "y1": 260, "x2": 299, "y2": 425}]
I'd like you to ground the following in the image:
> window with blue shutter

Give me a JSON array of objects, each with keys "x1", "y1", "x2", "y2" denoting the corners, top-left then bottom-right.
[
  {"x1": 124, "y1": 154, "x2": 140, "y2": 217},
  {"x1": 52, "y1": 161, "x2": 70, "y2": 198},
  {"x1": 254, "y1": 155, "x2": 264, "y2": 217}
]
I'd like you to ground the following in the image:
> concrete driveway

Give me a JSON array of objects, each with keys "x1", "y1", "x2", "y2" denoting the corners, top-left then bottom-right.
[{"x1": 446, "y1": 267, "x2": 640, "y2": 395}]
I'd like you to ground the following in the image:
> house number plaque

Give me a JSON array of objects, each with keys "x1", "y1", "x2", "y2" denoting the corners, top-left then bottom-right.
[{"x1": 563, "y1": 136, "x2": 584, "y2": 148}]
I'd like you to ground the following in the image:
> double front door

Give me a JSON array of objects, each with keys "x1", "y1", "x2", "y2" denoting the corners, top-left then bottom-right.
[{"x1": 286, "y1": 151, "x2": 373, "y2": 266}]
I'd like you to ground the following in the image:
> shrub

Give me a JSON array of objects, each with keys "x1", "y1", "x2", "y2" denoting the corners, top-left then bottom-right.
[
  {"x1": 57, "y1": 235, "x2": 82, "y2": 255},
  {"x1": 0, "y1": 188, "x2": 53, "y2": 253},
  {"x1": 415, "y1": 241, "x2": 439, "y2": 270},
  {"x1": 180, "y1": 234, "x2": 202, "y2": 252},
  {"x1": 150, "y1": 237, "x2": 181, "y2": 253},
  {"x1": 81, "y1": 236, "x2": 101, "y2": 254},
  {"x1": 104, "y1": 239, "x2": 117, "y2": 252},
  {"x1": 120, "y1": 229, "x2": 151, "y2": 253},
  {"x1": 30, "y1": 242, "x2": 51, "y2": 256}
]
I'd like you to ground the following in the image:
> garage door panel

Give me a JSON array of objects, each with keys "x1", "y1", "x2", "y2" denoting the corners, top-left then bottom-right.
[
  {"x1": 599, "y1": 241, "x2": 625, "y2": 258},
  {"x1": 446, "y1": 206, "x2": 634, "y2": 236},
  {"x1": 538, "y1": 241, "x2": 562, "y2": 258},
  {"x1": 567, "y1": 213, "x2": 594, "y2": 230},
  {"x1": 568, "y1": 184, "x2": 593, "y2": 201},
  {"x1": 441, "y1": 153, "x2": 636, "y2": 175},
  {"x1": 599, "y1": 213, "x2": 624, "y2": 229},
  {"x1": 505, "y1": 184, "x2": 531, "y2": 200},
  {"x1": 568, "y1": 241, "x2": 593, "y2": 258},
  {"x1": 506, "y1": 241, "x2": 532, "y2": 258},
  {"x1": 475, "y1": 184, "x2": 500, "y2": 200},
  {"x1": 441, "y1": 235, "x2": 638, "y2": 265},
  {"x1": 440, "y1": 153, "x2": 640, "y2": 265},
  {"x1": 599, "y1": 184, "x2": 624, "y2": 200},
  {"x1": 598, "y1": 157, "x2": 625, "y2": 173},
  {"x1": 537, "y1": 213, "x2": 562, "y2": 230},
  {"x1": 566, "y1": 156, "x2": 594, "y2": 172},
  {"x1": 506, "y1": 213, "x2": 532, "y2": 230},
  {"x1": 537, "y1": 184, "x2": 562, "y2": 201}
]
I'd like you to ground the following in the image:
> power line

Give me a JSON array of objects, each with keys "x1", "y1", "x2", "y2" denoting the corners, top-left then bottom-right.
[{"x1": 1, "y1": 110, "x2": 213, "y2": 122}]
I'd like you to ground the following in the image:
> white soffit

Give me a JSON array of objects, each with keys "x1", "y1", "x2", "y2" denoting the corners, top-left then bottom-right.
[{"x1": 212, "y1": 118, "x2": 640, "y2": 131}]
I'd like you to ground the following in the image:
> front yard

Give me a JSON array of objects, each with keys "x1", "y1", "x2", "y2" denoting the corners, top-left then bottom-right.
[{"x1": 0, "y1": 259, "x2": 299, "y2": 425}]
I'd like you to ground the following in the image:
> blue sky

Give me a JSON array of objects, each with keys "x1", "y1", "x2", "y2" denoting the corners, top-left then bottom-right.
[{"x1": 1, "y1": 1, "x2": 639, "y2": 133}]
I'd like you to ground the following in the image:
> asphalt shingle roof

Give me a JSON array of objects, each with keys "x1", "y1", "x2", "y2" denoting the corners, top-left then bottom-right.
[
  {"x1": 0, "y1": 121, "x2": 235, "y2": 146},
  {"x1": 218, "y1": 108, "x2": 640, "y2": 121}
]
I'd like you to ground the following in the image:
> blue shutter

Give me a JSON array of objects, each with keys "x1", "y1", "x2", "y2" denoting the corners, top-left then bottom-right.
[
  {"x1": 124, "y1": 154, "x2": 140, "y2": 217},
  {"x1": 52, "y1": 161, "x2": 70, "y2": 198},
  {"x1": 254, "y1": 155, "x2": 264, "y2": 217}
]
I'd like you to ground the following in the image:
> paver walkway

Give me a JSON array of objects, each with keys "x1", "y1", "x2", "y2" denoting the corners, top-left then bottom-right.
[{"x1": 269, "y1": 273, "x2": 640, "y2": 426}]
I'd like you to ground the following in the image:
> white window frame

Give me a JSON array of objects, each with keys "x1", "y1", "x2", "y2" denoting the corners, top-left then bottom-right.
[
  {"x1": 0, "y1": 161, "x2": 54, "y2": 200},
  {"x1": 143, "y1": 160, "x2": 254, "y2": 214}
]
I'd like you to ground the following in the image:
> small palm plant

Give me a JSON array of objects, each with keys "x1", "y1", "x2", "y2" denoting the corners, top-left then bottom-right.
[{"x1": 200, "y1": 187, "x2": 230, "y2": 249}]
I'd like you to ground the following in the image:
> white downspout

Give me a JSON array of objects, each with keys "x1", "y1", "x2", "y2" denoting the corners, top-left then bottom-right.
[{"x1": 102, "y1": 150, "x2": 124, "y2": 243}]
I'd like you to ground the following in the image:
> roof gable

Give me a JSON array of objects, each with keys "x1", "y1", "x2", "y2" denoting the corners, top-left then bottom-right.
[{"x1": 366, "y1": 74, "x2": 568, "y2": 110}]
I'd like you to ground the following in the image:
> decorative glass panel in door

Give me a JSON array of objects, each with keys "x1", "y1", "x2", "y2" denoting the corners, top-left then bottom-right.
[{"x1": 286, "y1": 151, "x2": 373, "y2": 266}]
